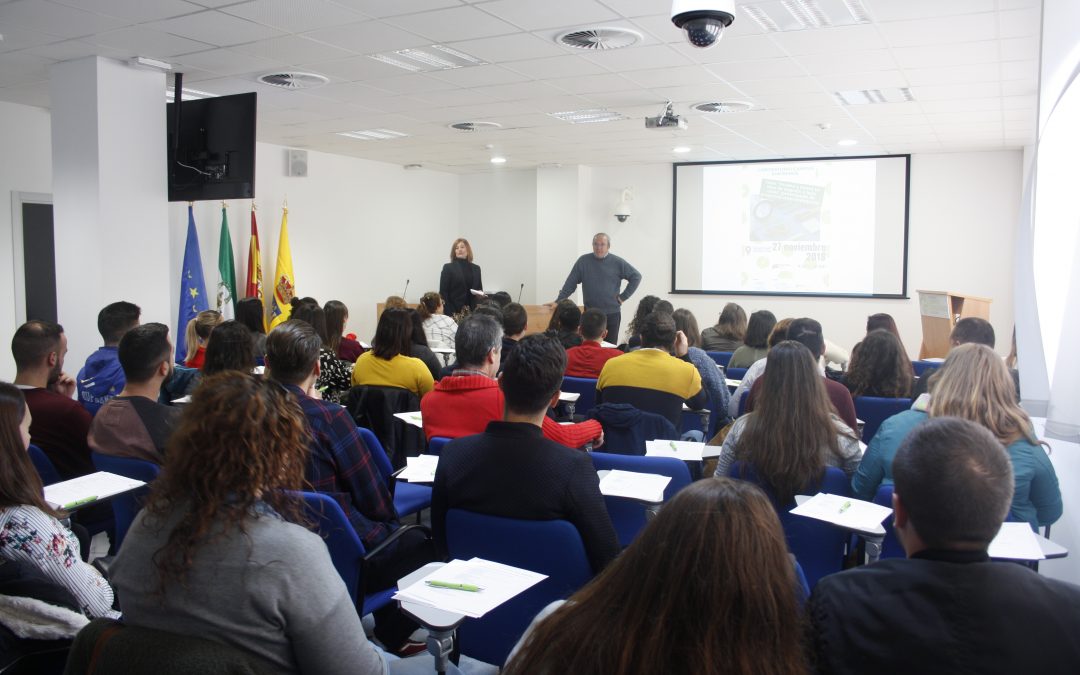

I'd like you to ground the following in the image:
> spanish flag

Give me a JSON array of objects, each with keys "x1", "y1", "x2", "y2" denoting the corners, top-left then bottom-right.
[
  {"x1": 269, "y1": 205, "x2": 295, "y2": 329},
  {"x1": 245, "y1": 206, "x2": 263, "y2": 301}
]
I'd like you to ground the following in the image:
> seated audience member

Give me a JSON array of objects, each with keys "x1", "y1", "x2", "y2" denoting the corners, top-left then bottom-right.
[
  {"x1": 565, "y1": 308, "x2": 623, "y2": 378},
  {"x1": 422, "y1": 314, "x2": 603, "y2": 449},
  {"x1": 727, "y1": 318, "x2": 793, "y2": 419},
  {"x1": 850, "y1": 312, "x2": 905, "y2": 362},
  {"x1": 292, "y1": 302, "x2": 354, "y2": 403},
  {"x1": 235, "y1": 297, "x2": 267, "y2": 361},
  {"x1": 746, "y1": 318, "x2": 858, "y2": 431},
  {"x1": 201, "y1": 320, "x2": 257, "y2": 376},
  {"x1": 505, "y1": 479, "x2": 807, "y2": 675},
  {"x1": 912, "y1": 317, "x2": 1015, "y2": 398},
  {"x1": 500, "y1": 302, "x2": 528, "y2": 364},
  {"x1": 110, "y1": 372, "x2": 442, "y2": 674},
  {"x1": 77, "y1": 301, "x2": 140, "y2": 415},
  {"x1": 181, "y1": 310, "x2": 223, "y2": 370},
  {"x1": 842, "y1": 329, "x2": 913, "y2": 398},
  {"x1": 417, "y1": 292, "x2": 457, "y2": 350},
  {"x1": 700, "y1": 302, "x2": 747, "y2": 353},
  {"x1": 624, "y1": 295, "x2": 660, "y2": 350},
  {"x1": 597, "y1": 311, "x2": 707, "y2": 428},
  {"x1": 853, "y1": 344, "x2": 1061, "y2": 529},
  {"x1": 406, "y1": 308, "x2": 443, "y2": 381},
  {"x1": 11, "y1": 320, "x2": 93, "y2": 479},
  {"x1": 673, "y1": 308, "x2": 733, "y2": 427},
  {"x1": 324, "y1": 299, "x2": 364, "y2": 363},
  {"x1": 383, "y1": 295, "x2": 407, "y2": 311},
  {"x1": 88, "y1": 323, "x2": 178, "y2": 464},
  {"x1": 265, "y1": 322, "x2": 432, "y2": 654},
  {"x1": 715, "y1": 341, "x2": 862, "y2": 493},
  {"x1": 353, "y1": 308, "x2": 434, "y2": 399},
  {"x1": 0, "y1": 383, "x2": 118, "y2": 619},
  {"x1": 809, "y1": 417, "x2": 1080, "y2": 675},
  {"x1": 728, "y1": 310, "x2": 776, "y2": 368},
  {"x1": 431, "y1": 335, "x2": 618, "y2": 574},
  {"x1": 545, "y1": 300, "x2": 584, "y2": 350}
]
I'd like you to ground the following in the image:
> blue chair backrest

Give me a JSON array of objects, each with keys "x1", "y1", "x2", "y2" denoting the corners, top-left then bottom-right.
[
  {"x1": 294, "y1": 491, "x2": 366, "y2": 604},
  {"x1": 561, "y1": 376, "x2": 598, "y2": 417},
  {"x1": 854, "y1": 396, "x2": 912, "y2": 443},
  {"x1": 428, "y1": 436, "x2": 451, "y2": 456},
  {"x1": 706, "y1": 351, "x2": 733, "y2": 368},
  {"x1": 872, "y1": 484, "x2": 905, "y2": 560},
  {"x1": 90, "y1": 453, "x2": 161, "y2": 548},
  {"x1": 911, "y1": 360, "x2": 940, "y2": 377},
  {"x1": 28, "y1": 445, "x2": 62, "y2": 486},
  {"x1": 589, "y1": 452, "x2": 691, "y2": 547},
  {"x1": 357, "y1": 426, "x2": 396, "y2": 487},
  {"x1": 445, "y1": 509, "x2": 592, "y2": 667},
  {"x1": 726, "y1": 367, "x2": 749, "y2": 380},
  {"x1": 737, "y1": 390, "x2": 750, "y2": 417},
  {"x1": 728, "y1": 462, "x2": 851, "y2": 589},
  {"x1": 794, "y1": 560, "x2": 811, "y2": 605}
]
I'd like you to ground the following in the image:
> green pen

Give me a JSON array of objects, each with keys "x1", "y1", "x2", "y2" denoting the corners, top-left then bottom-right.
[
  {"x1": 425, "y1": 580, "x2": 482, "y2": 592},
  {"x1": 63, "y1": 495, "x2": 98, "y2": 510},
  {"x1": 669, "y1": 441, "x2": 678, "y2": 452},
  {"x1": 838, "y1": 500, "x2": 852, "y2": 514}
]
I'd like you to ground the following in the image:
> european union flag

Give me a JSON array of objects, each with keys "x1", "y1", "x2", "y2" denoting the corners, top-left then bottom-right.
[{"x1": 176, "y1": 205, "x2": 209, "y2": 362}]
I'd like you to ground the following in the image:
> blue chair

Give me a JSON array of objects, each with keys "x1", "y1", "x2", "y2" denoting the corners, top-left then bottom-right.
[
  {"x1": 911, "y1": 360, "x2": 940, "y2": 377},
  {"x1": 873, "y1": 484, "x2": 905, "y2": 560},
  {"x1": 726, "y1": 367, "x2": 749, "y2": 380},
  {"x1": 589, "y1": 452, "x2": 692, "y2": 547},
  {"x1": 445, "y1": 510, "x2": 593, "y2": 667},
  {"x1": 91, "y1": 452, "x2": 160, "y2": 548},
  {"x1": 737, "y1": 390, "x2": 750, "y2": 417},
  {"x1": 294, "y1": 491, "x2": 402, "y2": 616},
  {"x1": 706, "y1": 351, "x2": 733, "y2": 368},
  {"x1": 794, "y1": 560, "x2": 811, "y2": 605},
  {"x1": 428, "y1": 436, "x2": 451, "y2": 456},
  {"x1": 854, "y1": 396, "x2": 912, "y2": 443},
  {"x1": 560, "y1": 376, "x2": 598, "y2": 418},
  {"x1": 28, "y1": 444, "x2": 62, "y2": 486},
  {"x1": 357, "y1": 426, "x2": 432, "y2": 520},
  {"x1": 728, "y1": 462, "x2": 851, "y2": 589}
]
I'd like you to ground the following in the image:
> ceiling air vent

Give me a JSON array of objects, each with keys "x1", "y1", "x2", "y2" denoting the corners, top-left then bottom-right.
[
  {"x1": 693, "y1": 101, "x2": 754, "y2": 113},
  {"x1": 448, "y1": 121, "x2": 503, "y2": 132},
  {"x1": 556, "y1": 27, "x2": 642, "y2": 50},
  {"x1": 257, "y1": 72, "x2": 329, "y2": 90}
]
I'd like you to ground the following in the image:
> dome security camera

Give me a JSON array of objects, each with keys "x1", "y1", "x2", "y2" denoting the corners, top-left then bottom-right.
[{"x1": 671, "y1": 0, "x2": 736, "y2": 49}]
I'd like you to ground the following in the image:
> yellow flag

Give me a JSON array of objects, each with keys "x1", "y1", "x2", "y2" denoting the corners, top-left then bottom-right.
[{"x1": 269, "y1": 206, "x2": 295, "y2": 329}]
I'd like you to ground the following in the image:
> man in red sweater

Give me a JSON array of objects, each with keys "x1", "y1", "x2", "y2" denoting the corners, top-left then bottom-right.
[
  {"x1": 565, "y1": 308, "x2": 624, "y2": 378},
  {"x1": 422, "y1": 314, "x2": 603, "y2": 449}
]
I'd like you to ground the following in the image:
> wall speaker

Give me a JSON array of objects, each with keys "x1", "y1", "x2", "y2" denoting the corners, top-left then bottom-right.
[{"x1": 286, "y1": 149, "x2": 308, "y2": 177}]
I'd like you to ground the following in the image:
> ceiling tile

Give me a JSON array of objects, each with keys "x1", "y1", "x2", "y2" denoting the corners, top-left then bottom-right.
[
  {"x1": 502, "y1": 54, "x2": 608, "y2": 80},
  {"x1": 706, "y1": 57, "x2": 807, "y2": 82},
  {"x1": 222, "y1": 0, "x2": 366, "y2": 32},
  {"x1": 729, "y1": 76, "x2": 825, "y2": 96},
  {"x1": 174, "y1": 47, "x2": 281, "y2": 76},
  {"x1": 149, "y1": 10, "x2": 286, "y2": 47},
  {"x1": 478, "y1": 0, "x2": 619, "y2": 31},
  {"x1": 0, "y1": 79, "x2": 51, "y2": 108},
  {"x1": 1000, "y1": 79, "x2": 1035, "y2": 97},
  {"x1": 230, "y1": 35, "x2": 352, "y2": 64},
  {"x1": 443, "y1": 33, "x2": 566, "y2": 62},
  {"x1": 669, "y1": 34, "x2": 786, "y2": 64},
  {"x1": 19, "y1": 38, "x2": 130, "y2": 62},
  {"x1": 862, "y1": 0, "x2": 996, "y2": 22},
  {"x1": 92, "y1": 26, "x2": 214, "y2": 57},
  {"x1": 910, "y1": 82, "x2": 1001, "y2": 102},
  {"x1": 814, "y1": 70, "x2": 910, "y2": 92},
  {"x1": 470, "y1": 80, "x2": 567, "y2": 102},
  {"x1": 304, "y1": 55, "x2": 414, "y2": 81},
  {"x1": 621, "y1": 64, "x2": 720, "y2": 88},
  {"x1": 50, "y1": 0, "x2": 203, "y2": 23},
  {"x1": 330, "y1": 0, "x2": 463, "y2": 19},
  {"x1": 904, "y1": 63, "x2": 1000, "y2": 86},
  {"x1": 877, "y1": 13, "x2": 997, "y2": 48},
  {"x1": 0, "y1": 0, "x2": 128, "y2": 39},
  {"x1": 1000, "y1": 36, "x2": 1039, "y2": 62},
  {"x1": 998, "y1": 8, "x2": 1041, "y2": 39},
  {"x1": 769, "y1": 25, "x2": 885, "y2": 55},
  {"x1": 580, "y1": 44, "x2": 690, "y2": 73},
  {"x1": 795, "y1": 50, "x2": 897, "y2": 75},
  {"x1": 891, "y1": 40, "x2": 999, "y2": 69},
  {"x1": 0, "y1": 51, "x2": 51, "y2": 87},
  {"x1": 0, "y1": 26, "x2": 60, "y2": 54},
  {"x1": 426, "y1": 64, "x2": 531, "y2": 88},
  {"x1": 303, "y1": 20, "x2": 429, "y2": 54},
  {"x1": 384, "y1": 6, "x2": 520, "y2": 43},
  {"x1": 361, "y1": 73, "x2": 459, "y2": 95},
  {"x1": 412, "y1": 87, "x2": 498, "y2": 107},
  {"x1": 544, "y1": 72, "x2": 639, "y2": 94},
  {"x1": 1000, "y1": 60, "x2": 1036, "y2": 81},
  {"x1": 751, "y1": 90, "x2": 839, "y2": 109}
]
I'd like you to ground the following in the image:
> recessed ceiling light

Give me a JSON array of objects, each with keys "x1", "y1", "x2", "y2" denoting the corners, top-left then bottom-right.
[
  {"x1": 368, "y1": 45, "x2": 486, "y2": 73},
  {"x1": 549, "y1": 109, "x2": 626, "y2": 124},
  {"x1": 490, "y1": 156, "x2": 507, "y2": 164},
  {"x1": 837, "y1": 139, "x2": 858, "y2": 146},
  {"x1": 673, "y1": 146, "x2": 691, "y2": 153},
  {"x1": 337, "y1": 129, "x2": 409, "y2": 141}
]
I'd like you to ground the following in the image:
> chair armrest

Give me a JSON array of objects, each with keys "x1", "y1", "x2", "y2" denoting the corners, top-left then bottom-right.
[{"x1": 363, "y1": 523, "x2": 432, "y2": 562}]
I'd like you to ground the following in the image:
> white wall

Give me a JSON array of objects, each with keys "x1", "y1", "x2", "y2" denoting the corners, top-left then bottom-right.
[
  {"x1": 0, "y1": 101, "x2": 53, "y2": 380},
  {"x1": 458, "y1": 169, "x2": 537, "y2": 304}
]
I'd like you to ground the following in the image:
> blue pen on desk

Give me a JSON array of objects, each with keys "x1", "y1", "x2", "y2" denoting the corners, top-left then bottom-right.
[
  {"x1": 425, "y1": 580, "x2": 482, "y2": 592},
  {"x1": 838, "y1": 500, "x2": 852, "y2": 514}
]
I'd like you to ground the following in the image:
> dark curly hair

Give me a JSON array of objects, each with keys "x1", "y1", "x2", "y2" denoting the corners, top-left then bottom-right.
[{"x1": 844, "y1": 329, "x2": 912, "y2": 398}]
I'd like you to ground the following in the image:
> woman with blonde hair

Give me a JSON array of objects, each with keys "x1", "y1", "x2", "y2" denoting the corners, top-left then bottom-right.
[
  {"x1": 853, "y1": 344, "x2": 1062, "y2": 530},
  {"x1": 439, "y1": 238, "x2": 483, "y2": 317},
  {"x1": 417, "y1": 291, "x2": 458, "y2": 350},
  {"x1": 505, "y1": 478, "x2": 808, "y2": 675},
  {"x1": 182, "y1": 310, "x2": 223, "y2": 369}
]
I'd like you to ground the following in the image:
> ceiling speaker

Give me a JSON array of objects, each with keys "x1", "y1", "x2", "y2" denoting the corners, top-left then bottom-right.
[{"x1": 286, "y1": 149, "x2": 308, "y2": 177}]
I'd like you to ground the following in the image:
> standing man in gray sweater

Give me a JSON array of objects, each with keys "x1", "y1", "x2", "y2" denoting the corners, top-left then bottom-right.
[{"x1": 551, "y1": 233, "x2": 642, "y2": 345}]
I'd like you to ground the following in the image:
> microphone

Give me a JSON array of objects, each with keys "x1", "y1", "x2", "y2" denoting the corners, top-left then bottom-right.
[
  {"x1": 401, "y1": 279, "x2": 410, "y2": 301},
  {"x1": 517, "y1": 283, "x2": 524, "y2": 303}
]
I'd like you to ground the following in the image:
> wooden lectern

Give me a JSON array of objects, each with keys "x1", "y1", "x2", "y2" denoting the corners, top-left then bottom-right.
[{"x1": 916, "y1": 290, "x2": 992, "y2": 359}]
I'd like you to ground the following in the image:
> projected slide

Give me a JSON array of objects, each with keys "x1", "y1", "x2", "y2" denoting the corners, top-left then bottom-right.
[{"x1": 673, "y1": 156, "x2": 909, "y2": 298}]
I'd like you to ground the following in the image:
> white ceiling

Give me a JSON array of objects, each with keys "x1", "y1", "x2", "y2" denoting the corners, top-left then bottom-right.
[{"x1": 0, "y1": 0, "x2": 1042, "y2": 173}]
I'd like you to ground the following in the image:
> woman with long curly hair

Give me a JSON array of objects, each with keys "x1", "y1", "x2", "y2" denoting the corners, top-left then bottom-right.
[
  {"x1": 715, "y1": 341, "x2": 861, "y2": 503},
  {"x1": 842, "y1": 329, "x2": 913, "y2": 398},
  {"x1": 111, "y1": 372, "x2": 398, "y2": 673},
  {"x1": 505, "y1": 478, "x2": 808, "y2": 675},
  {"x1": 625, "y1": 295, "x2": 660, "y2": 349},
  {"x1": 0, "y1": 382, "x2": 117, "y2": 618}
]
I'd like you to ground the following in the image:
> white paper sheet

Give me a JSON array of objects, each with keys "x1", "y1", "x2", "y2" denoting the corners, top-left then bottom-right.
[
  {"x1": 558, "y1": 391, "x2": 580, "y2": 402},
  {"x1": 44, "y1": 472, "x2": 146, "y2": 510},
  {"x1": 988, "y1": 522, "x2": 1046, "y2": 560},
  {"x1": 789, "y1": 493, "x2": 893, "y2": 532},
  {"x1": 393, "y1": 557, "x2": 547, "y2": 618},
  {"x1": 398, "y1": 455, "x2": 439, "y2": 483},
  {"x1": 645, "y1": 439, "x2": 706, "y2": 461},
  {"x1": 599, "y1": 470, "x2": 671, "y2": 503},
  {"x1": 393, "y1": 411, "x2": 424, "y2": 428}
]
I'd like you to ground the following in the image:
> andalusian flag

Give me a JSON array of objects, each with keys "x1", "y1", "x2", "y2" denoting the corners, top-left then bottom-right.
[
  {"x1": 176, "y1": 205, "x2": 209, "y2": 361},
  {"x1": 269, "y1": 205, "x2": 295, "y2": 329},
  {"x1": 245, "y1": 206, "x2": 263, "y2": 301},
  {"x1": 216, "y1": 205, "x2": 237, "y2": 319}
]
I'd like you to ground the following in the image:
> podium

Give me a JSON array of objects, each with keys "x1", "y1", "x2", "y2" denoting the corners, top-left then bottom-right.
[{"x1": 916, "y1": 290, "x2": 992, "y2": 359}]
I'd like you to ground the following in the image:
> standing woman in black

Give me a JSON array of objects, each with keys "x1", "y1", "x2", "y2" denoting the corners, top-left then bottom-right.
[{"x1": 439, "y1": 238, "x2": 483, "y2": 318}]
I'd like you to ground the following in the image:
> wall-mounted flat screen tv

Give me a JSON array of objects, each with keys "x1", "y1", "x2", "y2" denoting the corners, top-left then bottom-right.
[{"x1": 166, "y1": 92, "x2": 256, "y2": 202}]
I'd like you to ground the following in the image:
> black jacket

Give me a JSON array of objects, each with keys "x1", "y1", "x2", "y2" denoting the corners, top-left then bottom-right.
[{"x1": 439, "y1": 259, "x2": 483, "y2": 317}]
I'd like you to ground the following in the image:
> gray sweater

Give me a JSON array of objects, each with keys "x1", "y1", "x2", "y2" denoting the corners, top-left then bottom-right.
[
  {"x1": 112, "y1": 503, "x2": 388, "y2": 675},
  {"x1": 557, "y1": 253, "x2": 641, "y2": 314}
]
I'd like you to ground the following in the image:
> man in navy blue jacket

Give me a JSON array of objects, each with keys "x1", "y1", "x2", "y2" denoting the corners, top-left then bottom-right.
[{"x1": 77, "y1": 301, "x2": 140, "y2": 415}]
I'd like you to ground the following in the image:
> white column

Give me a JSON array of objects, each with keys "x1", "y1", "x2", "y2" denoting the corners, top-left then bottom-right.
[{"x1": 49, "y1": 57, "x2": 170, "y2": 370}]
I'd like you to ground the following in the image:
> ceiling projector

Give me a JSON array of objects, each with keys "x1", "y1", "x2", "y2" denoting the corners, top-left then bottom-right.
[{"x1": 645, "y1": 102, "x2": 688, "y2": 130}]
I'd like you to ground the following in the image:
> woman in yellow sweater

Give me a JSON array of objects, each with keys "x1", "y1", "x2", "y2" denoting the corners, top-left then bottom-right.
[{"x1": 352, "y1": 307, "x2": 434, "y2": 398}]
